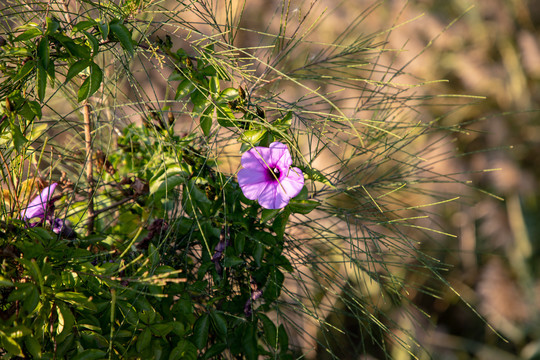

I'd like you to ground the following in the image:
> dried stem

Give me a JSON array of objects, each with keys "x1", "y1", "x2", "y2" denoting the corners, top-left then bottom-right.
[{"x1": 83, "y1": 101, "x2": 94, "y2": 235}]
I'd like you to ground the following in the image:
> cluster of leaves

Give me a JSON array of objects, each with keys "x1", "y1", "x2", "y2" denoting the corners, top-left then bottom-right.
[{"x1": 0, "y1": 4, "x2": 322, "y2": 359}]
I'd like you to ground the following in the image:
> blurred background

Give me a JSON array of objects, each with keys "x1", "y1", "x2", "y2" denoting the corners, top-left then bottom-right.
[{"x1": 230, "y1": 0, "x2": 540, "y2": 358}]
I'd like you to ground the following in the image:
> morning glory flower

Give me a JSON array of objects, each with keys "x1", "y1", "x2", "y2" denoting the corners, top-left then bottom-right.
[
  {"x1": 20, "y1": 182, "x2": 57, "y2": 223},
  {"x1": 238, "y1": 142, "x2": 304, "y2": 209}
]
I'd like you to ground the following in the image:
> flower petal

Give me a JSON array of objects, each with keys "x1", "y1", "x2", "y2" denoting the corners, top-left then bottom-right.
[
  {"x1": 257, "y1": 183, "x2": 289, "y2": 209},
  {"x1": 21, "y1": 183, "x2": 57, "y2": 220},
  {"x1": 241, "y1": 146, "x2": 272, "y2": 169},
  {"x1": 238, "y1": 168, "x2": 270, "y2": 200},
  {"x1": 271, "y1": 142, "x2": 292, "y2": 172},
  {"x1": 268, "y1": 142, "x2": 290, "y2": 168},
  {"x1": 279, "y1": 167, "x2": 304, "y2": 198}
]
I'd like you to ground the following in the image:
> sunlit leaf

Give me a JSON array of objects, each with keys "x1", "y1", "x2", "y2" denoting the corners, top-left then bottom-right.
[
  {"x1": 12, "y1": 60, "x2": 35, "y2": 83},
  {"x1": 200, "y1": 105, "x2": 214, "y2": 137}
]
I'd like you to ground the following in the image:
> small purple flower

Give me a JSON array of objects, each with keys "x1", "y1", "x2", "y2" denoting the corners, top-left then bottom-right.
[
  {"x1": 238, "y1": 142, "x2": 304, "y2": 209},
  {"x1": 52, "y1": 218, "x2": 76, "y2": 239},
  {"x1": 21, "y1": 183, "x2": 57, "y2": 223}
]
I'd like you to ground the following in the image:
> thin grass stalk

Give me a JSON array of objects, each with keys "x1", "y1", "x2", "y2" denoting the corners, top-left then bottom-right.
[{"x1": 83, "y1": 101, "x2": 94, "y2": 235}]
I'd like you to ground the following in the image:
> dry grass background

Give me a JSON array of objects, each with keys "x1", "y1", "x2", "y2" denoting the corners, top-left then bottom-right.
[
  {"x1": 297, "y1": 1, "x2": 540, "y2": 359},
  {"x1": 225, "y1": 0, "x2": 540, "y2": 358}
]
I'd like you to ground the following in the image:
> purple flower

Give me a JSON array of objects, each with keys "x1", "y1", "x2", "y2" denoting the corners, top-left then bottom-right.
[
  {"x1": 238, "y1": 142, "x2": 304, "y2": 209},
  {"x1": 20, "y1": 183, "x2": 57, "y2": 223},
  {"x1": 52, "y1": 218, "x2": 76, "y2": 239}
]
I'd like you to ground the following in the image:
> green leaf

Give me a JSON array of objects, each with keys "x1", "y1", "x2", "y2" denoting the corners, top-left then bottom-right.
[
  {"x1": 209, "y1": 76, "x2": 219, "y2": 94},
  {"x1": 254, "y1": 242, "x2": 264, "y2": 266},
  {"x1": 7, "y1": 284, "x2": 33, "y2": 302},
  {"x1": 222, "y1": 255, "x2": 244, "y2": 268},
  {"x1": 272, "y1": 210, "x2": 290, "y2": 241},
  {"x1": 191, "y1": 89, "x2": 210, "y2": 116},
  {"x1": 218, "y1": 87, "x2": 239, "y2": 102},
  {"x1": 149, "y1": 174, "x2": 185, "y2": 200},
  {"x1": 56, "y1": 302, "x2": 75, "y2": 341},
  {"x1": 72, "y1": 19, "x2": 97, "y2": 33},
  {"x1": 203, "y1": 343, "x2": 227, "y2": 359},
  {"x1": 201, "y1": 65, "x2": 217, "y2": 76},
  {"x1": 259, "y1": 314, "x2": 278, "y2": 348},
  {"x1": 97, "y1": 21, "x2": 109, "y2": 40},
  {"x1": 55, "y1": 291, "x2": 97, "y2": 311},
  {"x1": 24, "y1": 336, "x2": 42, "y2": 358},
  {"x1": 192, "y1": 313, "x2": 210, "y2": 349},
  {"x1": 234, "y1": 233, "x2": 245, "y2": 253},
  {"x1": 261, "y1": 208, "x2": 280, "y2": 224},
  {"x1": 72, "y1": 349, "x2": 107, "y2": 360},
  {"x1": 215, "y1": 104, "x2": 237, "y2": 127},
  {"x1": 243, "y1": 323, "x2": 258, "y2": 360},
  {"x1": 9, "y1": 121, "x2": 28, "y2": 153},
  {"x1": 36, "y1": 63, "x2": 47, "y2": 101},
  {"x1": 83, "y1": 31, "x2": 99, "y2": 55},
  {"x1": 5, "y1": 325, "x2": 31, "y2": 339},
  {"x1": 23, "y1": 285, "x2": 39, "y2": 313},
  {"x1": 175, "y1": 78, "x2": 195, "y2": 99},
  {"x1": 21, "y1": 100, "x2": 42, "y2": 121},
  {"x1": 77, "y1": 62, "x2": 102, "y2": 101},
  {"x1": 46, "y1": 60, "x2": 55, "y2": 84},
  {"x1": 200, "y1": 105, "x2": 214, "y2": 137},
  {"x1": 287, "y1": 199, "x2": 319, "y2": 214},
  {"x1": 45, "y1": 17, "x2": 60, "y2": 35},
  {"x1": 169, "y1": 72, "x2": 185, "y2": 82},
  {"x1": 278, "y1": 324, "x2": 289, "y2": 353},
  {"x1": 148, "y1": 243, "x2": 159, "y2": 267},
  {"x1": 210, "y1": 311, "x2": 227, "y2": 339},
  {"x1": 0, "y1": 332, "x2": 23, "y2": 356},
  {"x1": 0, "y1": 276, "x2": 13, "y2": 287},
  {"x1": 65, "y1": 59, "x2": 91, "y2": 83},
  {"x1": 274, "y1": 111, "x2": 292, "y2": 129},
  {"x1": 136, "y1": 327, "x2": 152, "y2": 353},
  {"x1": 150, "y1": 323, "x2": 173, "y2": 337},
  {"x1": 240, "y1": 129, "x2": 267, "y2": 144},
  {"x1": 264, "y1": 268, "x2": 284, "y2": 303},
  {"x1": 169, "y1": 340, "x2": 197, "y2": 360},
  {"x1": 110, "y1": 19, "x2": 134, "y2": 56},
  {"x1": 118, "y1": 301, "x2": 139, "y2": 325},
  {"x1": 14, "y1": 27, "x2": 42, "y2": 41},
  {"x1": 12, "y1": 60, "x2": 35, "y2": 83},
  {"x1": 53, "y1": 33, "x2": 91, "y2": 59},
  {"x1": 299, "y1": 166, "x2": 335, "y2": 189},
  {"x1": 183, "y1": 181, "x2": 212, "y2": 217}
]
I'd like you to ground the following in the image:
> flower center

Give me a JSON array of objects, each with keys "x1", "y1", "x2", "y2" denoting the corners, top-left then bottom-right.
[{"x1": 268, "y1": 166, "x2": 281, "y2": 180}]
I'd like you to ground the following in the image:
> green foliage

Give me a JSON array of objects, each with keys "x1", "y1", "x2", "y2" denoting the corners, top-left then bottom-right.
[{"x1": 0, "y1": 2, "x2": 315, "y2": 358}]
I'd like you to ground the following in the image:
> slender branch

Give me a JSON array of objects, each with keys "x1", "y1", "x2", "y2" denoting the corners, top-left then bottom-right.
[{"x1": 83, "y1": 101, "x2": 94, "y2": 235}]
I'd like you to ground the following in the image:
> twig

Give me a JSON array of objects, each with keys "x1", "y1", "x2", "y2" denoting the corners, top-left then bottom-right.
[{"x1": 83, "y1": 101, "x2": 94, "y2": 235}]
